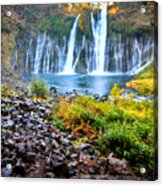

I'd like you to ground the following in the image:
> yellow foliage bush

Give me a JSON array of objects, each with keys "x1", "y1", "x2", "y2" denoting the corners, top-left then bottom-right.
[
  {"x1": 52, "y1": 86, "x2": 154, "y2": 141},
  {"x1": 126, "y1": 79, "x2": 156, "y2": 96}
]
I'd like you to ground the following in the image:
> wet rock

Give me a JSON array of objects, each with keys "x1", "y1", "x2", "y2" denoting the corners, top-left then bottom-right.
[
  {"x1": 100, "y1": 95, "x2": 108, "y2": 102},
  {"x1": 68, "y1": 167, "x2": 78, "y2": 177},
  {"x1": 52, "y1": 156, "x2": 65, "y2": 168},
  {"x1": 13, "y1": 100, "x2": 23, "y2": 106},
  {"x1": 13, "y1": 159, "x2": 26, "y2": 176},
  {"x1": 40, "y1": 140, "x2": 46, "y2": 147},
  {"x1": 1, "y1": 116, "x2": 11, "y2": 121},
  {"x1": 4, "y1": 120, "x2": 14, "y2": 128},
  {"x1": 93, "y1": 94, "x2": 100, "y2": 100},
  {"x1": 88, "y1": 166, "x2": 96, "y2": 174},
  {"x1": 61, "y1": 138, "x2": 70, "y2": 145},
  {"x1": 68, "y1": 161, "x2": 78, "y2": 167},
  {"x1": 84, "y1": 89, "x2": 88, "y2": 94},
  {"x1": 25, "y1": 152, "x2": 37, "y2": 163},
  {"x1": 11, "y1": 110, "x2": 20, "y2": 117},
  {"x1": 107, "y1": 153, "x2": 129, "y2": 175},
  {"x1": 45, "y1": 109, "x2": 51, "y2": 115},
  {"x1": 7, "y1": 139, "x2": 14, "y2": 146},
  {"x1": 68, "y1": 133, "x2": 76, "y2": 140},
  {"x1": 73, "y1": 89, "x2": 78, "y2": 95},
  {"x1": 17, "y1": 143, "x2": 26, "y2": 155},
  {"x1": 52, "y1": 139, "x2": 59, "y2": 148},
  {"x1": 14, "y1": 132, "x2": 20, "y2": 137},
  {"x1": 26, "y1": 120, "x2": 34, "y2": 129},
  {"x1": 80, "y1": 143, "x2": 91, "y2": 151},
  {"x1": 1, "y1": 99, "x2": 12, "y2": 104},
  {"x1": 46, "y1": 172, "x2": 55, "y2": 178},
  {"x1": 52, "y1": 157, "x2": 69, "y2": 178},
  {"x1": 71, "y1": 153, "x2": 78, "y2": 159},
  {"x1": 20, "y1": 100, "x2": 35, "y2": 111},
  {"x1": 1, "y1": 164, "x2": 13, "y2": 177},
  {"x1": 38, "y1": 106, "x2": 46, "y2": 112},
  {"x1": 65, "y1": 94, "x2": 77, "y2": 101},
  {"x1": 1, "y1": 103, "x2": 6, "y2": 110},
  {"x1": 50, "y1": 86, "x2": 57, "y2": 93}
]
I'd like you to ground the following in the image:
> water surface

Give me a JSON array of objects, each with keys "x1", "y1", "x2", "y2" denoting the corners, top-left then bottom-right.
[{"x1": 24, "y1": 74, "x2": 131, "y2": 96}]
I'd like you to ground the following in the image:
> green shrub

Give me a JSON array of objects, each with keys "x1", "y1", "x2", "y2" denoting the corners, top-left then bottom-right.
[
  {"x1": 97, "y1": 121, "x2": 155, "y2": 176},
  {"x1": 30, "y1": 78, "x2": 49, "y2": 98},
  {"x1": 52, "y1": 117, "x2": 65, "y2": 130}
]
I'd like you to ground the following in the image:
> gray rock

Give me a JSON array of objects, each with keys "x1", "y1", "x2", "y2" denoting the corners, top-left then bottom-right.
[
  {"x1": 1, "y1": 164, "x2": 12, "y2": 177},
  {"x1": 5, "y1": 120, "x2": 14, "y2": 128},
  {"x1": 26, "y1": 120, "x2": 34, "y2": 129},
  {"x1": 25, "y1": 152, "x2": 37, "y2": 162},
  {"x1": 38, "y1": 106, "x2": 46, "y2": 112},
  {"x1": 17, "y1": 143, "x2": 26, "y2": 154},
  {"x1": 1, "y1": 99, "x2": 12, "y2": 104},
  {"x1": 62, "y1": 138, "x2": 70, "y2": 145},
  {"x1": 80, "y1": 143, "x2": 91, "y2": 151},
  {"x1": 20, "y1": 100, "x2": 35, "y2": 111}
]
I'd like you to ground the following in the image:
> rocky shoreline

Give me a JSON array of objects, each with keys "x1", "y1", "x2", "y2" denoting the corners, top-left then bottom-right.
[{"x1": 1, "y1": 84, "x2": 147, "y2": 180}]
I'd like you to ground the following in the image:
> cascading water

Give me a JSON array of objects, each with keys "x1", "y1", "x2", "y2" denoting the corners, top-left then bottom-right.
[
  {"x1": 23, "y1": 15, "x2": 81, "y2": 74},
  {"x1": 12, "y1": 6, "x2": 154, "y2": 75},
  {"x1": 26, "y1": 38, "x2": 33, "y2": 73},
  {"x1": 34, "y1": 33, "x2": 46, "y2": 74},
  {"x1": 56, "y1": 36, "x2": 67, "y2": 73},
  {"x1": 11, "y1": 48, "x2": 18, "y2": 70},
  {"x1": 62, "y1": 14, "x2": 80, "y2": 74},
  {"x1": 43, "y1": 36, "x2": 53, "y2": 73},
  {"x1": 91, "y1": 3, "x2": 107, "y2": 74}
]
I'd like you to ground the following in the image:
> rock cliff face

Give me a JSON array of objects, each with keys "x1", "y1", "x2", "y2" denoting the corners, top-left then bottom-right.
[{"x1": 1, "y1": 2, "x2": 158, "y2": 76}]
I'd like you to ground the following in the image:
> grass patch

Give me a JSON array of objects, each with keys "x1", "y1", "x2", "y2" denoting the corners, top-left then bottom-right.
[
  {"x1": 52, "y1": 116, "x2": 65, "y2": 131},
  {"x1": 1, "y1": 83, "x2": 18, "y2": 98}
]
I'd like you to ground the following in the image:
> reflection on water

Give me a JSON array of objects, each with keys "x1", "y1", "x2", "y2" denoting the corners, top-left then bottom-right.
[{"x1": 24, "y1": 74, "x2": 131, "y2": 95}]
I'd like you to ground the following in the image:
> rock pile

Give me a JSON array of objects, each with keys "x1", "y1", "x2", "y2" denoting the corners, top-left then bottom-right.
[{"x1": 1, "y1": 90, "x2": 137, "y2": 179}]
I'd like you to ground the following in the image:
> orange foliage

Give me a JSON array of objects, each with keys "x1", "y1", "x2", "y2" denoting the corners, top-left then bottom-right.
[
  {"x1": 64, "y1": 4, "x2": 71, "y2": 13},
  {"x1": 82, "y1": 3, "x2": 91, "y2": 10},
  {"x1": 71, "y1": 7, "x2": 78, "y2": 15},
  {"x1": 108, "y1": 6, "x2": 119, "y2": 15},
  {"x1": 52, "y1": 97, "x2": 97, "y2": 139}
]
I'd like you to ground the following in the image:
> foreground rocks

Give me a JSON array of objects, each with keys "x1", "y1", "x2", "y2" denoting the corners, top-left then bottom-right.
[{"x1": 1, "y1": 88, "x2": 142, "y2": 179}]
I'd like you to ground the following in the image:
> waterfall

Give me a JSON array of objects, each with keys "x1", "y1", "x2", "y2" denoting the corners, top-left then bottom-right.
[
  {"x1": 43, "y1": 36, "x2": 53, "y2": 73},
  {"x1": 34, "y1": 33, "x2": 46, "y2": 74},
  {"x1": 26, "y1": 38, "x2": 33, "y2": 73},
  {"x1": 130, "y1": 38, "x2": 154, "y2": 74},
  {"x1": 62, "y1": 14, "x2": 80, "y2": 74},
  {"x1": 11, "y1": 48, "x2": 18, "y2": 70},
  {"x1": 56, "y1": 36, "x2": 67, "y2": 73},
  {"x1": 91, "y1": 3, "x2": 107, "y2": 74},
  {"x1": 13, "y1": 8, "x2": 154, "y2": 75}
]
